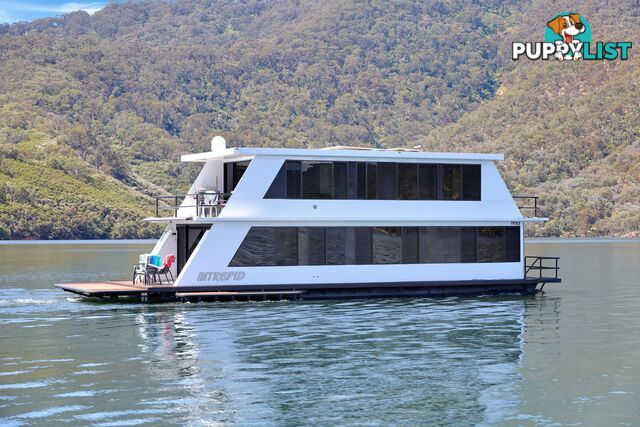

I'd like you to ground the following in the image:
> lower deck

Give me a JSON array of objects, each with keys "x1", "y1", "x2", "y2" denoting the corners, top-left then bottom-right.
[{"x1": 55, "y1": 277, "x2": 561, "y2": 303}]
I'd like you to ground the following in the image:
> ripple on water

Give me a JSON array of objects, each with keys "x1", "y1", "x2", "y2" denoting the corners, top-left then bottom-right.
[{"x1": 2, "y1": 240, "x2": 640, "y2": 425}]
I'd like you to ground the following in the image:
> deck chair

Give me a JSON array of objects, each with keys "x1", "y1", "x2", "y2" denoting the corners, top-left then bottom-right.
[
  {"x1": 132, "y1": 254, "x2": 166, "y2": 285},
  {"x1": 147, "y1": 254, "x2": 176, "y2": 284}
]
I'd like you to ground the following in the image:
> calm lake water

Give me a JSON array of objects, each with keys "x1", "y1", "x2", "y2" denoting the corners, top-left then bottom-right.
[{"x1": 1, "y1": 240, "x2": 639, "y2": 426}]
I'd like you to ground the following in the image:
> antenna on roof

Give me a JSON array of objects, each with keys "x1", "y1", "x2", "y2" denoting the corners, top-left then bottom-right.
[{"x1": 211, "y1": 136, "x2": 226, "y2": 151}]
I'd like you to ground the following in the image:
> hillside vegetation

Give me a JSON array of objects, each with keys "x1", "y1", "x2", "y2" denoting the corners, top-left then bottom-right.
[{"x1": 0, "y1": 0, "x2": 638, "y2": 238}]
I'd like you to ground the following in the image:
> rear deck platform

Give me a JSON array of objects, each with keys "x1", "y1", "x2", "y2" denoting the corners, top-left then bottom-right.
[{"x1": 55, "y1": 277, "x2": 561, "y2": 303}]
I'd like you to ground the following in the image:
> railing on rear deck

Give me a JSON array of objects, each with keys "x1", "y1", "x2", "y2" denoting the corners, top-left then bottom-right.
[
  {"x1": 154, "y1": 191, "x2": 231, "y2": 218},
  {"x1": 525, "y1": 256, "x2": 560, "y2": 280},
  {"x1": 513, "y1": 196, "x2": 540, "y2": 218}
]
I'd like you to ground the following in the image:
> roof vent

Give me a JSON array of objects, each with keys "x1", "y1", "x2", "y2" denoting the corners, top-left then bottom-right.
[{"x1": 211, "y1": 136, "x2": 226, "y2": 151}]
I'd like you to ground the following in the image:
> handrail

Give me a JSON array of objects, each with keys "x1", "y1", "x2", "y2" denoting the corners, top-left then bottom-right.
[
  {"x1": 525, "y1": 256, "x2": 559, "y2": 280},
  {"x1": 154, "y1": 192, "x2": 232, "y2": 218},
  {"x1": 513, "y1": 196, "x2": 540, "y2": 218}
]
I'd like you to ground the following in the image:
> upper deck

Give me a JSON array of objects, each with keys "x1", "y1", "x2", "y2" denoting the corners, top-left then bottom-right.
[
  {"x1": 180, "y1": 145, "x2": 504, "y2": 163},
  {"x1": 145, "y1": 138, "x2": 546, "y2": 224}
]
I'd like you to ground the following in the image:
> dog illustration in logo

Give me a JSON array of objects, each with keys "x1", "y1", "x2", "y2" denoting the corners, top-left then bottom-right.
[{"x1": 547, "y1": 13, "x2": 586, "y2": 61}]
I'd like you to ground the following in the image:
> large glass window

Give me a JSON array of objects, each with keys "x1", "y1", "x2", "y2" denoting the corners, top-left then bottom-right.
[
  {"x1": 398, "y1": 163, "x2": 418, "y2": 200},
  {"x1": 401, "y1": 227, "x2": 419, "y2": 263},
  {"x1": 275, "y1": 227, "x2": 298, "y2": 265},
  {"x1": 265, "y1": 160, "x2": 482, "y2": 201},
  {"x1": 287, "y1": 161, "x2": 302, "y2": 199},
  {"x1": 420, "y1": 227, "x2": 463, "y2": 263},
  {"x1": 476, "y1": 227, "x2": 505, "y2": 263},
  {"x1": 372, "y1": 227, "x2": 402, "y2": 264},
  {"x1": 333, "y1": 162, "x2": 348, "y2": 199},
  {"x1": 176, "y1": 224, "x2": 211, "y2": 274},
  {"x1": 462, "y1": 164, "x2": 481, "y2": 201},
  {"x1": 298, "y1": 227, "x2": 326, "y2": 265},
  {"x1": 355, "y1": 227, "x2": 372, "y2": 264},
  {"x1": 377, "y1": 163, "x2": 398, "y2": 200},
  {"x1": 229, "y1": 226, "x2": 520, "y2": 267},
  {"x1": 229, "y1": 227, "x2": 275, "y2": 267},
  {"x1": 265, "y1": 163, "x2": 286, "y2": 198},
  {"x1": 418, "y1": 164, "x2": 437, "y2": 200},
  {"x1": 326, "y1": 227, "x2": 346, "y2": 264},
  {"x1": 302, "y1": 162, "x2": 332, "y2": 199},
  {"x1": 347, "y1": 162, "x2": 358, "y2": 199},
  {"x1": 442, "y1": 165, "x2": 462, "y2": 200},
  {"x1": 505, "y1": 227, "x2": 520, "y2": 262},
  {"x1": 356, "y1": 163, "x2": 367, "y2": 199},
  {"x1": 367, "y1": 163, "x2": 377, "y2": 200},
  {"x1": 224, "y1": 161, "x2": 251, "y2": 193}
]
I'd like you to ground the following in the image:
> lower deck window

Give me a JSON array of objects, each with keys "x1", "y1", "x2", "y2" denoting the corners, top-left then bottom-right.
[{"x1": 229, "y1": 226, "x2": 520, "y2": 267}]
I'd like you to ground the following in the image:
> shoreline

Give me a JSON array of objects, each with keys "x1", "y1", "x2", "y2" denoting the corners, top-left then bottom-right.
[
  {"x1": 0, "y1": 239, "x2": 158, "y2": 245},
  {"x1": 1, "y1": 237, "x2": 640, "y2": 245}
]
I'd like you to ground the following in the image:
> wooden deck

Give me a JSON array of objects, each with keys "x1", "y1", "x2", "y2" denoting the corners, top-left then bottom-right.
[
  {"x1": 54, "y1": 281, "x2": 305, "y2": 302},
  {"x1": 55, "y1": 276, "x2": 560, "y2": 303}
]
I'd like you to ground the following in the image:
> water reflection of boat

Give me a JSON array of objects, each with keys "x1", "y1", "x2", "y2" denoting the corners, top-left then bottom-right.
[{"x1": 135, "y1": 299, "x2": 530, "y2": 424}]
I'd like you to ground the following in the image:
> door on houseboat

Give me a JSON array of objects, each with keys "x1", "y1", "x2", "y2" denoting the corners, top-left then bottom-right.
[{"x1": 176, "y1": 224, "x2": 212, "y2": 275}]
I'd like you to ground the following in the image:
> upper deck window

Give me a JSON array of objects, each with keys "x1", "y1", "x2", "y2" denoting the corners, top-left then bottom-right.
[
  {"x1": 265, "y1": 160, "x2": 481, "y2": 201},
  {"x1": 224, "y1": 161, "x2": 251, "y2": 193}
]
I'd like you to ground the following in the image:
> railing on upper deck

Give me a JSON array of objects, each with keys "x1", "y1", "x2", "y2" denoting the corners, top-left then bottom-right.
[
  {"x1": 524, "y1": 256, "x2": 560, "y2": 280},
  {"x1": 154, "y1": 191, "x2": 231, "y2": 218},
  {"x1": 513, "y1": 196, "x2": 540, "y2": 218}
]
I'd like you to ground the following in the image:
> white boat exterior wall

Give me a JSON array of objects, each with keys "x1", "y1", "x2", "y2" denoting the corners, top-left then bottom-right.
[
  {"x1": 167, "y1": 151, "x2": 526, "y2": 288},
  {"x1": 150, "y1": 224, "x2": 178, "y2": 279}
]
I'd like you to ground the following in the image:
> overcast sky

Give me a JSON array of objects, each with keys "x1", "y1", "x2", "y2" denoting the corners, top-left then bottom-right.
[{"x1": 0, "y1": 1, "x2": 106, "y2": 23}]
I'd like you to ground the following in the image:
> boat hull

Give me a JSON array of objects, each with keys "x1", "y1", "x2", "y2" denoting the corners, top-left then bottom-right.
[{"x1": 55, "y1": 277, "x2": 559, "y2": 302}]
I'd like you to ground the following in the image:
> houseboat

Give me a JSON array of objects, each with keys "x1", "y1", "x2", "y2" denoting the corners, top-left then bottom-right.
[{"x1": 56, "y1": 137, "x2": 560, "y2": 301}]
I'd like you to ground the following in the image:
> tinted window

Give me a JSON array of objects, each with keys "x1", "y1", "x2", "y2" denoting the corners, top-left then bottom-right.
[
  {"x1": 461, "y1": 227, "x2": 476, "y2": 262},
  {"x1": 326, "y1": 227, "x2": 346, "y2": 264},
  {"x1": 274, "y1": 227, "x2": 298, "y2": 265},
  {"x1": 302, "y1": 161, "x2": 332, "y2": 199},
  {"x1": 333, "y1": 162, "x2": 347, "y2": 199},
  {"x1": 286, "y1": 161, "x2": 301, "y2": 199},
  {"x1": 298, "y1": 227, "x2": 326, "y2": 265},
  {"x1": 229, "y1": 227, "x2": 275, "y2": 266},
  {"x1": 505, "y1": 227, "x2": 520, "y2": 262},
  {"x1": 442, "y1": 165, "x2": 462, "y2": 200},
  {"x1": 419, "y1": 227, "x2": 463, "y2": 263},
  {"x1": 372, "y1": 227, "x2": 401, "y2": 264},
  {"x1": 345, "y1": 227, "x2": 356, "y2": 264},
  {"x1": 398, "y1": 163, "x2": 418, "y2": 200},
  {"x1": 462, "y1": 164, "x2": 481, "y2": 201},
  {"x1": 377, "y1": 162, "x2": 398, "y2": 200},
  {"x1": 347, "y1": 162, "x2": 358, "y2": 199},
  {"x1": 367, "y1": 163, "x2": 377, "y2": 199},
  {"x1": 476, "y1": 227, "x2": 505, "y2": 263},
  {"x1": 357, "y1": 163, "x2": 367, "y2": 199},
  {"x1": 230, "y1": 226, "x2": 519, "y2": 267},
  {"x1": 177, "y1": 224, "x2": 211, "y2": 274},
  {"x1": 266, "y1": 161, "x2": 481, "y2": 201},
  {"x1": 223, "y1": 161, "x2": 250, "y2": 193},
  {"x1": 234, "y1": 162, "x2": 249, "y2": 189},
  {"x1": 224, "y1": 162, "x2": 234, "y2": 194},
  {"x1": 355, "y1": 227, "x2": 372, "y2": 264},
  {"x1": 264, "y1": 162, "x2": 286, "y2": 198},
  {"x1": 402, "y1": 227, "x2": 419, "y2": 263},
  {"x1": 418, "y1": 164, "x2": 437, "y2": 200}
]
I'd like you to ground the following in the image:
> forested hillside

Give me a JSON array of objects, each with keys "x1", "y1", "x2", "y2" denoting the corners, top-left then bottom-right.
[{"x1": 0, "y1": 0, "x2": 638, "y2": 238}]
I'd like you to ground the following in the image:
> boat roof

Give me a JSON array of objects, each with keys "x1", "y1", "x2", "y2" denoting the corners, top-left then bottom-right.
[{"x1": 181, "y1": 146, "x2": 504, "y2": 163}]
